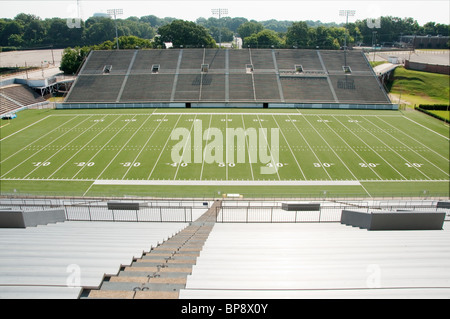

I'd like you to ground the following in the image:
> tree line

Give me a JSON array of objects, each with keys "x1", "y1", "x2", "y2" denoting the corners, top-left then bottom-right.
[{"x1": 1, "y1": 13, "x2": 449, "y2": 50}]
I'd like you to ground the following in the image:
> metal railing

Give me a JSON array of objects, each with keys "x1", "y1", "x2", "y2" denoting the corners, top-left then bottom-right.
[
  {"x1": 65, "y1": 204, "x2": 195, "y2": 222},
  {"x1": 215, "y1": 203, "x2": 450, "y2": 223},
  {"x1": 1, "y1": 197, "x2": 449, "y2": 224}
]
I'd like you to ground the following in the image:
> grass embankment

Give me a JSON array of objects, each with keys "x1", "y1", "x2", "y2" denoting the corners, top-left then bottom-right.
[{"x1": 387, "y1": 66, "x2": 450, "y2": 106}]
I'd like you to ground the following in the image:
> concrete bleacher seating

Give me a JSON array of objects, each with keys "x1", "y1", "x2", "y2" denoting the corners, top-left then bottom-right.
[
  {"x1": 63, "y1": 49, "x2": 392, "y2": 107},
  {"x1": 0, "y1": 84, "x2": 46, "y2": 115},
  {"x1": 179, "y1": 222, "x2": 450, "y2": 299},
  {"x1": 66, "y1": 75, "x2": 125, "y2": 102},
  {"x1": 275, "y1": 49, "x2": 323, "y2": 71},
  {"x1": 0, "y1": 221, "x2": 188, "y2": 299},
  {"x1": 121, "y1": 74, "x2": 175, "y2": 102}
]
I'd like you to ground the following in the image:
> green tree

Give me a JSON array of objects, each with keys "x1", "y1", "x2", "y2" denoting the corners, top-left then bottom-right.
[
  {"x1": 1, "y1": 21, "x2": 23, "y2": 46},
  {"x1": 209, "y1": 26, "x2": 234, "y2": 43},
  {"x1": 157, "y1": 20, "x2": 216, "y2": 48},
  {"x1": 285, "y1": 21, "x2": 309, "y2": 48},
  {"x1": 84, "y1": 17, "x2": 116, "y2": 46},
  {"x1": 244, "y1": 29, "x2": 283, "y2": 48},
  {"x1": 60, "y1": 46, "x2": 90, "y2": 74},
  {"x1": 237, "y1": 21, "x2": 264, "y2": 39}
]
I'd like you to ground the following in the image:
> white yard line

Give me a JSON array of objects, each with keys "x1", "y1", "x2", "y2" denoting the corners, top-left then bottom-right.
[
  {"x1": 0, "y1": 115, "x2": 77, "y2": 164},
  {"x1": 23, "y1": 116, "x2": 103, "y2": 179},
  {"x1": 1, "y1": 116, "x2": 90, "y2": 179},
  {"x1": 365, "y1": 116, "x2": 447, "y2": 177},
  {"x1": 402, "y1": 115, "x2": 449, "y2": 140},
  {"x1": 225, "y1": 114, "x2": 228, "y2": 181},
  {"x1": 94, "y1": 115, "x2": 153, "y2": 180},
  {"x1": 333, "y1": 115, "x2": 407, "y2": 180},
  {"x1": 351, "y1": 116, "x2": 432, "y2": 180},
  {"x1": 256, "y1": 114, "x2": 281, "y2": 181},
  {"x1": 287, "y1": 114, "x2": 332, "y2": 180},
  {"x1": 72, "y1": 115, "x2": 133, "y2": 179},
  {"x1": 317, "y1": 115, "x2": 383, "y2": 180},
  {"x1": 121, "y1": 113, "x2": 162, "y2": 180},
  {"x1": 271, "y1": 115, "x2": 306, "y2": 180},
  {"x1": 173, "y1": 114, "x2": 197, "y2": 180},
  {"x1": 241, "y1": 114, "x2": 255, "y2": 181},
  {"x1": 147, "y1": 114, "x2": 183, "y2": 180},
  {"x1": 376, "y1": 116, "x2": 449, "y2": 162},
  {"x1": 199, "y1": 114, "x2": 213, "y2": 181},
  {"x1": 0, "y1": 115, "x2": 51, "y2": 141},
  {"x1": 299, "y1": 113, "x2": 372, "y2": 197},
  {"x1": 82, "y1": 114, "x2": 149, "y2": 196},
  {"x1": 47, "y1": 115, "x2": 120, "y2": 179}
]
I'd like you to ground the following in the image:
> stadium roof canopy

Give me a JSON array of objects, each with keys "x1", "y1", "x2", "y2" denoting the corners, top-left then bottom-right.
[{"x1": 62, "y1": 49, "x2": 393, "y2": 109}]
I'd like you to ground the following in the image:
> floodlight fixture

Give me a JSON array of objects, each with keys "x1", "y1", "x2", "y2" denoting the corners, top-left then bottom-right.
[
  {"x1": 107, "y1": 8, "x2": 123, "y2": 50},
  {"x1": 339, "y1": 10, "x2": 356, "y2": 18},
  {"x1": 339, "y1": 9, "x2": 356, "y2": 68},
  {"x1": 211, "y1": 8, "x2": 229, "y2": 48}
]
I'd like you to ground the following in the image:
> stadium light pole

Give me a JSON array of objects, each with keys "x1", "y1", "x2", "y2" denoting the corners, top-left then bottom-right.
[
  {"x1": 107, "y1": 8, "x2": 123, "y2": 50},
  {"x1": 339, "y1": 10, "x2": 356, "y2": 68},
  {"x1": 211, "y1": 8, "x2": 228, "y2": 48}
]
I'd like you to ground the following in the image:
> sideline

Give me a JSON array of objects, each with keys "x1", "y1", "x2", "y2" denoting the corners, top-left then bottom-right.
[
  {"x1": 0, "y1": 115, "x2": 51, "y2": 141},
  {"x1": 93, "y1": 180, "x2": 362, "y2": 186},
  {"x1": 403, "y1": 116, "x2": 450, "y2": 140}
]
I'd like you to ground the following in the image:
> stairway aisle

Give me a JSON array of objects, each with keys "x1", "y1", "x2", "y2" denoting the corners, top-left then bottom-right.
[{"x1": 84, "y1": 200, "x2": 221, "y2": 299}]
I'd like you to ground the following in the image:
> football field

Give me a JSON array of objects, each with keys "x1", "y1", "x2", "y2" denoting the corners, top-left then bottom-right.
[{"x1": 1, "y1": 108, "x2": 449, "y2": 198}]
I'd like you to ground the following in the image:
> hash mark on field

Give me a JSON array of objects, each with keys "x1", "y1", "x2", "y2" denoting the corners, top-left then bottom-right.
[
  {"x1": 96, "y1": 115, "x2": 153, "y2": 180},
  {"x1": 350, "y1": 116, "x2": 431, "y2": 180},
  {"x1": 1, "y1": 116, "x2": 78, "y2": 164},
  {"x1": 272, "y1": 115, "x2": 306, "y2": 180},
  {"x1": 73, "y1": 115, "x2": 133, "y2": 179},
  {"x1": 147, "y1": 114, "x2": 183, "y2": 180},
  {"x1": 241, "y1": 114, "x2": 254, "y2": 181},
  {"x1": 364, "y1": 116, "x2": 443, "y2": 179},
  {"x1": 298, "y1": 110, "x2": 372, "y2": 197},
  {"x1": 121, "y1": 114, "x2": 167, "y2": 180},
  {"x1": 287, "y1": 114, "x2": 332, "y2": 180},
  {"x1": 199, "y1": 114, "x2": 213, "y2": 181},
  {"x1": 174, "y1": 114, "x2": 197, "y2": 180},
  {"x1": 82, "y1": 114, "x2": 151, "y2": 196},
  {"x1": 317, "y1": 115, "x2": 382, "y2": 180},
  {"x1": 256, "y1": 114, "x2": 281, "y2": 180},
  {"x1": 1, "y1": 116, "x2": 90, "y2": 179},
  {"x1": 23, "y1": 116, "x2": 103, "y2": 179},
  {"x1": 376, "y1": 116, "x2": 449, "y2": 162},
  {"x1": 47, "y1": 115, "x2": 120, "y2": 179},
  {"x1": 333, "y1": 115, "x2": 407, "y2": 180}
]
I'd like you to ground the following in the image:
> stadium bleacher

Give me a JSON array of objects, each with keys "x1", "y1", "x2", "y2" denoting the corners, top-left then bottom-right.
[
  {"x1": 0, "y1": 84, "x2": 47, "y2": 116},
  {"x1": 63, "y1": 49, "x2": 393, "y2": 108}
]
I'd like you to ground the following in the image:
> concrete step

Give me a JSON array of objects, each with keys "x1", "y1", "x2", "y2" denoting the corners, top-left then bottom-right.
[
  {"x1": 84, "y1": 200, "x2": 222, "y2": 300},
  {"x1": 98, "y1": 281, "x2": 186, "y2": 292}
]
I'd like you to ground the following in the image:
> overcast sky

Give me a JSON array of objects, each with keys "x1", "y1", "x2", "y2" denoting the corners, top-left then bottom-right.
[{"x1": 1, "y1": 0, "x2": 449, "y2": 25}]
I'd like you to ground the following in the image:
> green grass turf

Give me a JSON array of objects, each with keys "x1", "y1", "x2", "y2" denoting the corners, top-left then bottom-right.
[
  {"x1": 388, "y1": 67, "x2": 450, "y2": 105},
  {"x1": 1, "y1": 108, "x2": 448, "y2": 198},
  {"x1": 428, "y1": 110, "x2": 450, "y2": 121}
]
